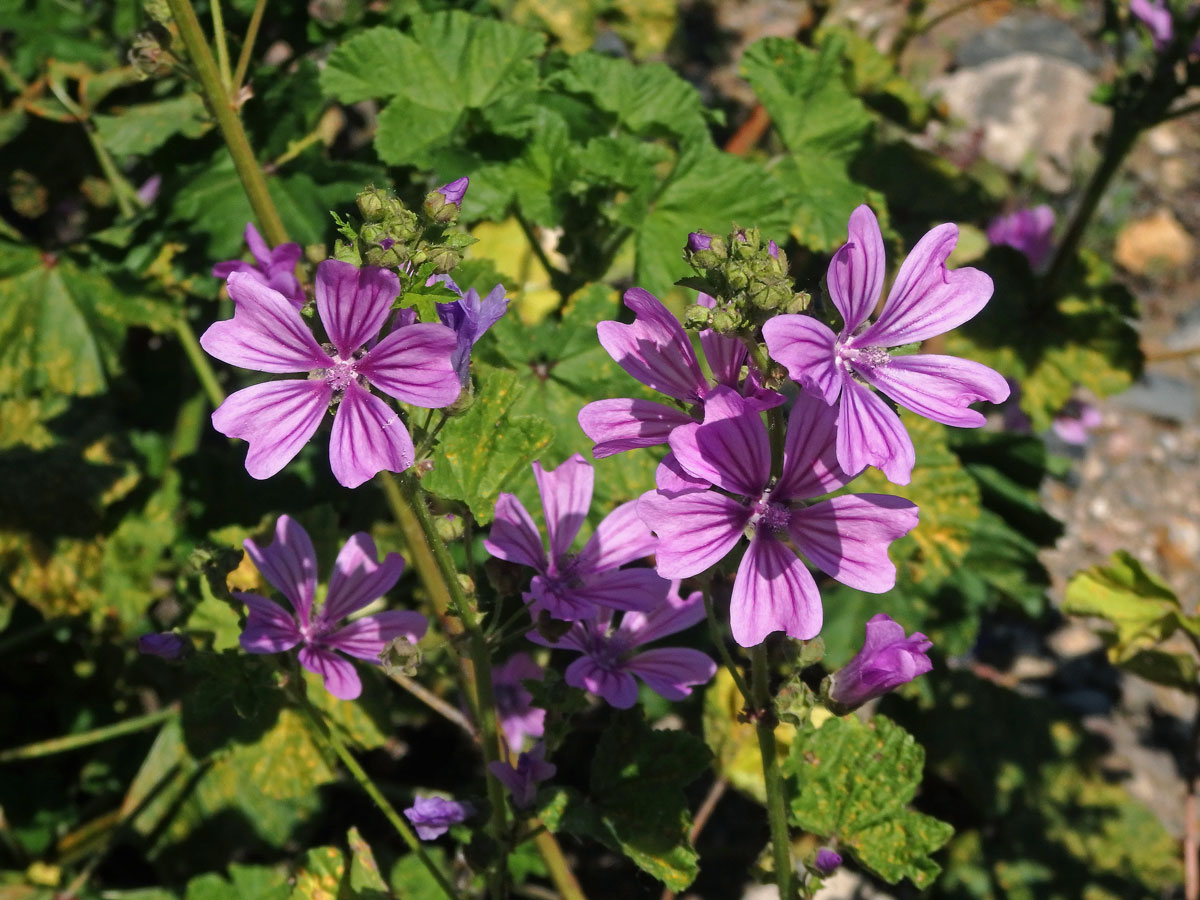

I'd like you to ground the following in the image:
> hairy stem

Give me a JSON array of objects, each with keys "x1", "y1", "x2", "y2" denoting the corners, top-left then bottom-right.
[
  {"x1": 752, "y1": 644, "x2": 793, "y2": 900},
  {"x1": 294, "y1": 696, "x2": 460, "y2": 900},
  {"x1": 165, "y1": 0, "x2": 288, "y2": 246},
  {"x1": 174, "y1": 317, "x2": 226, "y2": 408},
  {"x1": 0, "y1": 706, "x2": 178, "y2": 763},
  {"x1": 209, "y1": 0, "x2": 232, "y2": 91},
  {"x1": 702, "y1": 580, "x2": 753, "y2": 701}
]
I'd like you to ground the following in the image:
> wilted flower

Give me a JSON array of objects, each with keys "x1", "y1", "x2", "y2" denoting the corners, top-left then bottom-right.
[
  {"x1": 404, "y1": 796, "x2": 472, "y2": 840},
  {"x1": 427, "y1": 274, "x2": 509, "y2": 384},
  {"x1": 236, "y1": 516, "x2": 427, "y2": 700},
  {"x1": 827, "y1": 613, "x2": 932, "y2": 711},
  {"x1": 201, "y1": 260, "x2": 460, "y2": 488},
  {"x1": 492, "y1": 653, "x2": 545, "y2": 752},
  {"x1": 986, "y1": 205, "x2": 1055, "y2": 270},
  {"x1": 488, "y1": 743, "x2": 556, "y2": 808},
  {"x1": 213, "y1": 222, "x2": 305, "y2": 308},
  {"x1": 639, "y1": 388, "x2": 918, "y2": 647},
  {"x1": 763, "y1": 205, "x2": 1009, "y2": 485}
]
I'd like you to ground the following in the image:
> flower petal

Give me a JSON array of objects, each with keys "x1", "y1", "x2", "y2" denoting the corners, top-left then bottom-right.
[
  {"x1": 700, "y1": 329, "x2": 747, "y2": 389},
  {"x1": 578, "y1": 398, "x2": 694, "y2": 458},
  {"x1": 828, "y1": 205, "x2": 886, "y2": 332},
  {"x1": 484, "y1": 494, "x2": 546, "y2": 572},
  {"x1": 236, "y1": 592, "x2": 302, "y2": 653},
  {"x1": 328, "y1": 382, "x2": 415, "y2": 488},
  {"x1": 774, "y1": 391, "x2": 854, "y2": 500},
  {"x1": 626, "y1": 647, "x2": 717, "y2": 701},
  {"x1": 762, "y1": 315, "x2": 843, "y2": 404},
  {"x1": 730, "y1": 534, "x2": 821, "y2": 647},
  {"x1": 597, "y1": 288, "x2": 706, "y2": 402},
  {"x1": 299, "y1": 646, "x2": 363, "y2": 700},
  {"x1": 565, "y1": 656, "x2": 639, "y2": 709},
  {"x1": 322, "y1": 610, "x2": 428, "y2": 662},
  {"x1": 576, "y1": 499, "x2": 657, "y2": 575},
  {"x1": 789, "y1": 494, "x2": 919, "y2": 592},
  {"x1": 358, "y1": 323, "x2": 461, "y2": 408},
  {"x1": 618, "y1": 587, "x2": 705, "y2": 645},
  {"x1": 244, "y1": 222, "x2": 272, "y2": 267},
  {"x1": 668, "y1": 386, "x2": 770, "y2": 496},
  {"x1": 569, "y1": 567, "x2": 670, "y2": 613},
  {"x1": 533, "y1": 455, "x2": 593, "y2": 562},
  {"x1": 837, "y1": 379, "x2": 914, "y2": 485},
  {"x1": 200, "y1": 273, "x2": 328, "y2": 372},
  {"x1": 861, "y1": 353, "x2": 1010, "y2": 427},
  {"x1": 638, "y1": 489, "x2": 749, "y2": 579},
  {"x1": 859, "y1": 223, "x2": 993, "y2": 346},
  {"x1": 315, "y1": 260, "x2": 401, "y2": 359},
  {"x1": 654, "y1": 452, "x2": 711, "y2": 497},
  {"x1": 212, "y1": 380, "x2": 332, "y2": 480},
  {"x1": 322, "y1": 532, "x2": 406, "y2": 624},
  {"x1": 243, "y1": 515, "x2": 318, "y2": 624}
]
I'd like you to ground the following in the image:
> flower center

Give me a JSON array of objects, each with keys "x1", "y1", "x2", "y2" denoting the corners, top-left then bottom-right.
[
  {"x1": 837, "y1": 339, "x2": 891, "y2": 375},
  {"x1": 310, "y1": 345, "x2": 368, "y2": 394},
  {"x1": 582, "y1": 629, "x2": 632, "y2": 670},
  {"x1": 748, "y1": 492, "x2": 790, "y2": 536}
]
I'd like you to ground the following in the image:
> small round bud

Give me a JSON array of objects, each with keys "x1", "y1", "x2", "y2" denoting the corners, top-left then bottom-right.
[
  {"x1": 430, "y1": 246, "x2": 462, "y2": 274},
  {"x1": 686, "y1": 231, "x2": 713, "y2": 253},
  {"x1": 356, "y1": 187, "x2": 389, "y2": 223},
  {"x1": 711, "y1": 309, "x2": 740, "y2": 335},
  {"x1": 435, "y1": 513, "x2": 464, "y2": 543},
  {"x1": 684, "y1": 304, "x2": 713, "y2": 330},
  {"x1": 814, "y1": 849, "x2": 842, "y2": 875},
  {"x1": 784, "y1": 291, "x2": 812, "y2": 314}
]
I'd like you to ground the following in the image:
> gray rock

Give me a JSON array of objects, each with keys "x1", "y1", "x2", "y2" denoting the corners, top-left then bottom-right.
[
  {"x1": 956, "y1": 15, "x2": 1105, "y2": 73},
  {"x1": 1164, "y1": 302, "x2": 1200, "y2": 352},
  {"x1": 1111, "y1": 372, "x2": 1198, "y2": 423},
  {"x1": 929, "y1": 54, "x2": 1110, "y2": 192}
]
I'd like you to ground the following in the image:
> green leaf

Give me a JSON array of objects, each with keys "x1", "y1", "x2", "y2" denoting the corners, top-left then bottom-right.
[
  {"x1": 422, "y1": 364, "x2": 554, "y2": 523},
  {"x1": 347, "y1": 827, "x2": 389, "y2": 893},
  {"x1": 820, "y1": 26, "x2": 932, "y2": 128},
  {"x1": 589, "y1": 709, "x2": 712, "y2": 890},
  {"x1": 184, "y1": 864, "x2": 290, "y2": 900},
  {"x1": 389, "y1": 847, "x2": 452, "y2": 900},
  {"x1": 741, "y1": 36, "x2": 878, "y2": 251},
  {"x1": 786, "y1": 715, "x2": 953, "y2": 888},
  {"x1": 322, "y1": 14, "x2": 545, "y2": 167},
  {"x1": 290, "y1": 846, "x2": 346, "y2": 900},
  {"x1": 93, "y1": 93, "x2": 211, "y2": 157}
]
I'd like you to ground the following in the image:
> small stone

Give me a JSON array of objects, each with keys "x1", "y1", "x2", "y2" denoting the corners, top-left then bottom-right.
[
  {"x1": 1048, "y1": 622, "x2": 1104, "y2": 658},
  {"x1": 955, "y1": 14, "x2": 1105, "y2": 72},
  {"x1": 1114, "y1": 209, "x2": 1194, "y2": 275},
  {"x1": 1111, "y1": 373, "x2": 1198, "y2": 424}
]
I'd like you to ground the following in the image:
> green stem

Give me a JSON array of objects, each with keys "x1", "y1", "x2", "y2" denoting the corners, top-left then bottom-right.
[
  {"x1": 294, "y1": 697, "x2": 460, "y2": 900},
  {"x1": 532, "y1": 830, "x2": 586, "y2": 900},
  {"x1": 232, "y1": 0, "x2": 267, "y2": 92},
  {"x1": 751, "y1": 644, "x2": 793, "y2": 900},
  {"x1": 174, "y1": 317, "x2": 226, "y2": 409},
  {"x1": 165, "y1": 0, "x2": 288, "y2": 246},
  {"x1": 515, "y1": 210, "x2": 571, "y2": 300},
  {"x1": 702, "y1": 580, "x2": 752, "y2": 701},
  {"x1": 210, "y1": 0, "x2": 233, "y2": 91},
  {"x1": 0, "y1": 706, "x2": 178, "y2": 763}
]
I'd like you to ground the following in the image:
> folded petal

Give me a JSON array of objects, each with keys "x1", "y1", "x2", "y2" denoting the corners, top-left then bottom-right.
[
  {"x1": 569, "y1": 567, "x2": 670, "y2": 613},
  {"x1": 775, "y1": 392, "x2": 854, "y2": 500},
  {"x1": 322, "y1": 532, "x2": 406, "y2": 624},
  {"x1": 762, "y1": 315, "x2": 843, "y2": 404},
  {"x1": 597, "y1": 288, "x2": 706, "y2": 402},
  {"x1": 328, "y1": 382, "x2": 415, "y2": 488},
  {"x1": 322, "y1": 610, "x2": 428, "y2": 662},
  {"x1": 668, "y1": 387, "x2": 770, "y2": 496},
  {"x1": 618, "y1": 587, "x2": 705, "y2": 645},
  {"x1": 654, "y1": 452, "x2": 711, "y2": 497},
  {"x1": 576, "y1": 499, "x2": 657, "y2": 575},
  {"x1": 861, "y1": 353, "x2": 1011, "y2": 427},
  {"x1": 200, "y1": 273, "x2": 328, "y2": 372},
  {"x1": 484, "y1": 494, "x2": 546, "y2": 572},
  {"x1": 299, "y1": 646, "x2": 363, "y2": 700},
  {"x1": 578, "y1": 398, "x2": 694, "y2": 457},
  {"x1": 828, "y1": 205, "x2": 886, "y2": 333},
  {"x1": 790, "y1": 494, "x2": 919, "y2": 592},
  {"x1": 701, "y1": 328, "x2": 747, "y2": 389},
  {"x1": 236, "y1": 592, "x2": 302, "y2": 653},
  {"x1": 565, "y1": 656, "x2": 639, "y2": 709},
  {"x1": 358, "y1": 323, "x2": 461, "y2": 408},
  {"x1": 212, "y1": 380, "x2": 332, "y2": 480},
  {"x1": 243, "y1": 222, "x2": 272, "y2": 267},
  {"x1": 243, "y1": 514, "x2": 318, "y2": 624},
  {"x1": 534, "y1": 455, "x2": 593, "y2": 563},
  {"x1": 859, "y1": 223, "x2": 993, "y2": 346},
  {"x1": 837, "y1": 379, "x2": 914, "y2": 486},
  {"x1": 315, "y1": 260, "x2": 400, "y2": 359},
  {"x1": 730, "y1": 534, "x2": 822, "y2": 647},
  {"x1": 638, "y1": 490, "x2": 749, "y2": 579},
  {"x1": 626, "y1": 647, "x2": 717, "y2": 700}
]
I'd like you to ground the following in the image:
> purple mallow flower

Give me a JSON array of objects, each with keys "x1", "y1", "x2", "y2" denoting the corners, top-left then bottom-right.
[
  {"x1": 213, "y1": 222, "x2": 306, "y2": 308},
  {"x1": 639, "y1": 388, "x2": 919, "y2": 647},
  {"x1": 404, "y1": 796, "x2": 472, "y2": 840},
  {"x1": 1131, "y1": 0, "x2": 1174, "y2": 49},
  {"x1": 763, "y1": 205, "x2": 1009, "y2": 486},
  {"x1": 485, "y1": 454, "x2": 670, "y2": 621},
  {"x1": 986, "y1": 205, "x2": 1055, "y2": 270},
  {"x1": 434, "y1": 176, "x2": 469, "y2": 208},
  {"x1": 427, "y1": 274, "x2": 509, "y2": 384},
  {"x1": 826, "y1": 613, "x2": 932, "y2": 711},
  {"x1": 578, "y1": 288, "x2": 781, "y2": 459},
  {"x1": 528, "y1": 584, "x2": 716, "y2": 708},
  {"x1": 488, "y1": 743, "x2": 556, "y2": 809},
  {"x1": 201, "y1": 260, "x2": 461, "y2": 488},
  {"x1": 1052, "y1": 398, "x2": 1102, "y2": 445},
  {"x1": 492, "y1": 652, "x2": 545, "y2": 752},
  {"x1": 236, "y1": 515, "x2": 427, "y2": 700},
  {"x1": 814, "y1": 849, "x2": 843, "y2": 875},
  {"x1": 138, "y1": 632, "x2": 187, "y2": 659}
]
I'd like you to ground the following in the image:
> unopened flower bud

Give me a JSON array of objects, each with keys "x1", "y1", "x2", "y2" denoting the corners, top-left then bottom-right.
[
  {"x1": 380, "y1": 634, "x2": 422, "y2": 677},
  {"x1": 435, "y1": 513, "x2": 464, "y2": 543},
  {"x1": 684, "y1": 304, "x2": 713, "y2": 330},
  {"x1": 826, "y1": 613, "x2": 932, "y2": 713},
  {"x1": 686, "y1": 231, "x2": 712, "y2": 253},
  {"x1": 784, "y1": 291, "x2": 812, "y2": 314},
  {"x1": 711, "y1": 308, "x2": 740, "y2": 335},
  {"x1": 356, "y1": 187, "x2": 390, "y2": 223},
  {"x1": 444, "y1": 381, "x2": 475, "y2": 415},
  {"x1": 429, "y1": 246, "x2": 462, "y2": 274},
  {"x1": 424, "y1": 176, "x2": 469, "y2": 224},
  {"x1": 814, "y1": 849, "x2": 842, "y2": 875}
]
